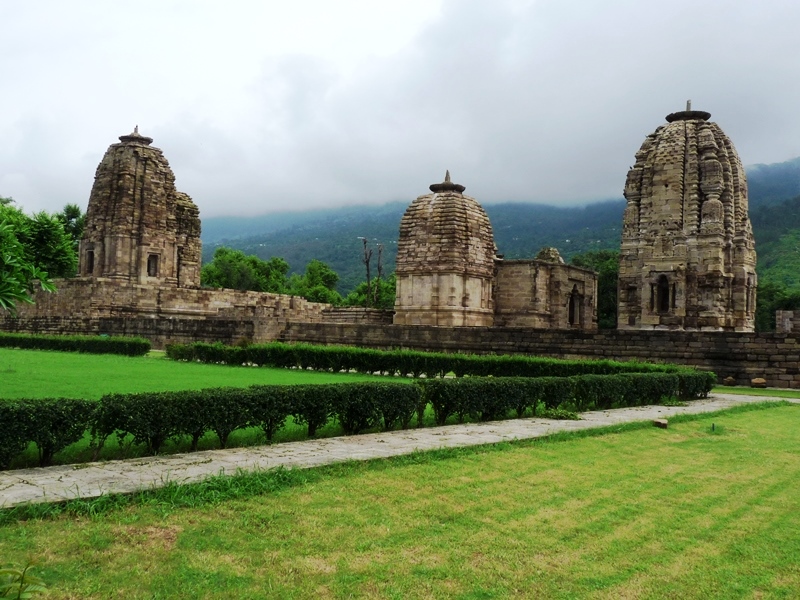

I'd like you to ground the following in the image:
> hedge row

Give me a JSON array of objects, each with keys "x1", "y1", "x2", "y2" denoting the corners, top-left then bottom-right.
[
  {"x1": 166, "y1": 341, "x2": 687, "y2": 378},
  {"x1": 0, "y1": 370, "x2": 714, "y2": 470},
  {"x1": 423, "y1": 371, "x2": 715, "y2": 426},
  {"x1": 0, "y1": 333, "x2": 151, "y2": 356}
]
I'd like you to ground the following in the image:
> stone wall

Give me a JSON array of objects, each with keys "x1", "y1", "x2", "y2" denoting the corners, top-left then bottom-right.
[
  {"x1": 280, "y1": 322, "x2": 800, "y2": 389},
  {"x1": 494, "y1": 260, "x2": 597, "y2": 329},
  {"x1": 777, "y1": 311, "x2": 800, "y2": 334},
  {"x1": 1, "y1": 277, "x2": 332, "y2": 349},
  {"x1": 0, "y1": 315, "x2": 256, "y2": 349},
  {"x1": 320, "y1": 307, "x2": 394, "y2": 324}
]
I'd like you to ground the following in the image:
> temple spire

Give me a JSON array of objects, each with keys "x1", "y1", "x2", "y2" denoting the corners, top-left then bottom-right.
[{"x1": 429, "y1": 170, "x2": 465, "y2": 193}]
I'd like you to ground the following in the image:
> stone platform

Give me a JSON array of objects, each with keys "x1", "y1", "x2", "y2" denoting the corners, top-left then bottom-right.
[{"x1": 0, "y1": 393, "x2": 795, "y2": 508}]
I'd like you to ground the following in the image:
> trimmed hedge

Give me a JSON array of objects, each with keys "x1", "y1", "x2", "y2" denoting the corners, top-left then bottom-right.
[
  {"x1": 420, "y1": 371, "x2": 715, "y2": 426},
  {"x1": 165, "y1": 341, "x2": 692, "y2": 379},
  {"x1": 0, "y1": 370, "x2": 715, "y2": 470},
  {"x1": 0, "y1": 398, "x2": 95, "y2": 468},
  {"x1": 0, "y1": 333, "x2": 150, "y2": 356}
]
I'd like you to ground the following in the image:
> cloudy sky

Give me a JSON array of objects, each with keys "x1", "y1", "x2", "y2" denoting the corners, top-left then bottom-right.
[{"x1": 2, "y1": 0, "x2": 800, "y2": 217}]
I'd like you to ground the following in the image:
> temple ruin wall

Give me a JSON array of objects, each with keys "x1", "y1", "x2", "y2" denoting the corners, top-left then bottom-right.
[
  {"x1": 494, "y1": 260, "x2": 597, "y2": 329},
  {"x1": 777, "y1": 311, "x2": 800, "y2": 334},
  {"x1": 280, "y1": 322, "x2": 800, "y2": 389}
]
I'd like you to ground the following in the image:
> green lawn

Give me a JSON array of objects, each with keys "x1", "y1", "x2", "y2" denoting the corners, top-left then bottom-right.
[
  {"x1": 713, "y1": 385, "x2": 800, "y2": 399},
  {"x1": 2, "y1": 405, "x2": 798, "y2": 599},
  {"x1": 0, "y1": 348, "x2": 399, "y2": 400}
]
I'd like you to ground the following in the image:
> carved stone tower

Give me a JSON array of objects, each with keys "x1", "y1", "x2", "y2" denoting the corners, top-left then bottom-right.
[
  {"x1": 394, "y1": 172, "x2": 496, "y2": 326},
  {"x1": 618, "y1": 105, "x2": 757, "y2": 331},
  {"x1": 79, "y1": 128, "x2": 202, "y2": 287}
]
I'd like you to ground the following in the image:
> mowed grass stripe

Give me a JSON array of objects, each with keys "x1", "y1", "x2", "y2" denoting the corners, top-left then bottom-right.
[
  {"x1": 0, "y1": 348, "x2": 401, "y2": 400},
  {"x1": 1, "y1": 405, "x2": 798, "y2": 599}
]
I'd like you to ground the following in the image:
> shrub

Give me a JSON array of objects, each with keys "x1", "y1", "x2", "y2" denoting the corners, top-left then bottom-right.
[
  {"x1": 198, "y1": 388, "x2": 253, "y2": 449},
  {"x1": 165, "y1": 341, "x2": 695, "y2": 380},
  {"x1": 290, "y1": 385, "x2": 334, "y2": 438},
  {"x1": 95, "y1": 392, "x2": 180, "y2": 455},
  {"x1": 247, "y1": 386, "x2": 293, "y2": 442},
  {"x1": 19, "y1": 398, "x2": 96, "y2": 466},
  {"x1": 0, "y1": 368, "x2": 717, "y2": 469},
  {"x1": 0, "y1": 401, "x2": 31, "y2": 470},
  {"x1": 0, "y1": 332, "x2": 150, "y2": 356}
]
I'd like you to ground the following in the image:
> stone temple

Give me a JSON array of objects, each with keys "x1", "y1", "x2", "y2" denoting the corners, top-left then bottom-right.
[
  {"x1": 394, "y1": 172, "x2": 598, "y2": 329},
  {"x1": 394, "y1": 172, "x2": 496, "y2": 326},
  {"x1": 80, "y1": 127, "x2": 202, "y2": 287},
  {"x1": 618, "y1": 105, "x2": 757, "y2": 331}
]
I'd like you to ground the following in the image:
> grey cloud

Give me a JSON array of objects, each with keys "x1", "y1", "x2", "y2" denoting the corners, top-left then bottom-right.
[{"x1": 3, "y1": 0, "x2": 800, "y2": 217}]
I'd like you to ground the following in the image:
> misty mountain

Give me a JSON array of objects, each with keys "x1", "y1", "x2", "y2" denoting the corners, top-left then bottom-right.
[
  {"x1": 201, "y1": 200, "x2": 625, "y2": 293},
  {"x1": 746, "y1": 157, "x2": 800, "y2": 209},
  {"x1": 201, "y1": 158, "x2": 800, "y2": 294}
]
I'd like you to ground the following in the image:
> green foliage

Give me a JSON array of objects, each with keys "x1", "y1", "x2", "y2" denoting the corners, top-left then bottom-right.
[
  {"x1": 201, "y1": 246, "x2": 290, "y2": 293},
  {"x1": 88, "y1": 381, "x2": 419, "y2": 455},
  {"x1": 288, "y1": 384, "x2": 334, "y2": 437},
  {"x1": 0, "y1": 401, "x2": 31, "y2": 470},
  {"x1": 570, "y1": 250, "x2": 619, "y2": 329},
  {"x1": 750, "y1": 194, "x2": 800, "y2": 292},
  {"x1": 754, "y1": 280, "x2": 800, "y2": 331},
  {"x1": 287, "y1": 259, "x2": 343, "y2": 305},
  {"x1": 0, "y1": 222, "x2": 55, "y2": 315},
  {"x1": 0, "y1": 370, "x2": 712, "y2": 469},
  {"x1": 343, "y1": 273, "x2": 396, "y2": 309},
  {"x1": 0, "y1": 564, "x2": 47, "y2": 598},
  {"x1": 0, "y1": 398, "x2": 95, "y2": 468},
  {"x1": 201, "y1": 247, "x2": 344, "y2": 304},
  {"x1": 95, "y1": 392, "x2": 181, "y2": 455},
  {"x1": 419, "y1": 371, "x2": 714, "y2": 426},
  {"x1": 54, "y1": 203, "x2": 86, "y2": 252},
  {"x1": 21, "y1": 398, "x2": 96, "y2": 466},
  {"x1": 0, "y1": 333, "x2": 150, "y2": 356},
  {"x1": 247, "y1": 386, "x2": 293, "y2": 441},
  {"x1": 166, "y1": 341, "x2": 692, "y2": 379},
  {"x1": 0, "y1": 204, "x2": 77, "y2": 279}
]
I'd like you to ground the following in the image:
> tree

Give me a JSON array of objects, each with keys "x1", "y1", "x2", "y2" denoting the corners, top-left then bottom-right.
[
  {"x1": 200, "y1": 248, "x2": 344, "y2": 304},
  {"x1": 201, "y1": 247, "x2": 290, "y2": 293},
  {"x1": 754, "y1": 280, "x2": 800, "y2": 331},
  {"x1": 287, "y1": 259, "x2": 343, "y2": 305},
  {"x1": 55, "y1": 203, "x2": 86, "y2": 252},
  {"x1": 570, "y1": 250, "x2": 619, "y2": 329},
  {"x1": 343, "y1": 273, "x2": 396, "y2": 310},
  {"x1": 0, "y1": 221, "x2": 55, "y2": 314},
  {"x1": 0, "y1": 204, "x2": 78, "y2": 279}
]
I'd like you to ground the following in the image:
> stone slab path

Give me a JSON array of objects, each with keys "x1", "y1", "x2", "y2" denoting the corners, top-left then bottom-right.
[{"x1": 1, "y1": 393, "x2": 796, "y2": 508}]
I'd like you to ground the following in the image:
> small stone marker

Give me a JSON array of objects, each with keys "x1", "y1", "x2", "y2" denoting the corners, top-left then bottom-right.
[
  {"x1": 653, "y1": 419, "x2": 668, "y2": 429},
  {"x1": 750, "y1": 378, "x2": 767, "y2": 388},
  {"x1": 723, "y1": 376, "x2": 736, "y2": 386}
]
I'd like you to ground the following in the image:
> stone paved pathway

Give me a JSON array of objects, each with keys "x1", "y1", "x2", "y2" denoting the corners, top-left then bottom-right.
[{"x1": 1, "y1": 393, "x2": 796, "y2": 508}]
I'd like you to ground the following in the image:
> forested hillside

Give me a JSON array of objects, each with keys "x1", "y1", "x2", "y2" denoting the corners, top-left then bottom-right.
[
  {"x1": 201, "y1": 159, "x2": 800, "y2": 295},
  {"x1": 751, "y1": 194, "x2": 800, "y2": 290},
  {"x1": 202, "y1": 200, "x2": 625, "y2": 293}
]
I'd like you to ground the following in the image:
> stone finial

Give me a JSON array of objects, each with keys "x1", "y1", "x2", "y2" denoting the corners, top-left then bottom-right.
[
  {"x1": 429, "y1": 170, "x2": 466, "y2": 193},
  {"x1": 119, "y1": 125, "x2": 153, "y2": 145},
  {"x1": 665, "y1": 103, "x2": 711, "y2": 123}
]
